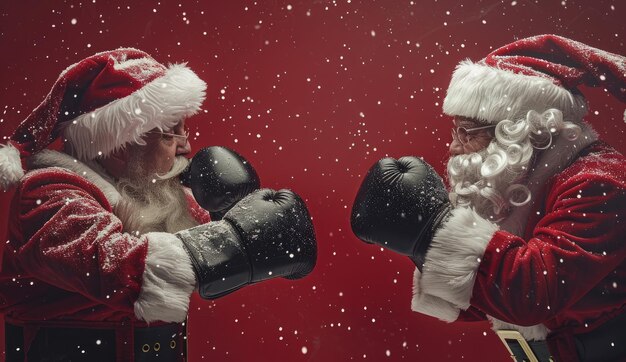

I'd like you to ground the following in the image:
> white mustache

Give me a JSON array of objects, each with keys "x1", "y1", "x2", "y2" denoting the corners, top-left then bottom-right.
[{"x1": 156, "y1": 156, "x2": 190, "y2": 180}]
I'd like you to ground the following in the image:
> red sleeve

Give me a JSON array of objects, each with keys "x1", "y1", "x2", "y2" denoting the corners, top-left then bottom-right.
[
  {"x1": 12, "y1": 168, "x2": 149, "y2": 314},
  {"x1": 457, "y1": 306, "x2": 487, "y2": 322},
  {"x1": 470, "y1": 157, "x2": 626, "y2": 325},
  {"x1": 184, "y1": 189, "x2": 211, "y2": 224}
]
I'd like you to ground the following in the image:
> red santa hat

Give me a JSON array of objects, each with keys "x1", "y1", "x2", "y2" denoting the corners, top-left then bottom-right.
[
  {"x1": 0, "y1": 48, "x2": 206, "y2": 190},
  {"x1": 443, "y1": 34, "x2": 625, "y2": 124}
]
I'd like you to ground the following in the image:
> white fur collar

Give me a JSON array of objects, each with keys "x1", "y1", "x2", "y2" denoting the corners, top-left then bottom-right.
[
  {"x1": 27, "y1": 150, "x2": 121, "y2": 207},
  {"x1": 498, "y1": 122, "x2": 598, "y2": 236}
]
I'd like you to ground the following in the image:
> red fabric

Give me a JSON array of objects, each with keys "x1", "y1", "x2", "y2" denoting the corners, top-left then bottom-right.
[
  {"x1": 469, "y1": 142, "x2": 626, "y2": 361},
  {"x1": 186, "y1": 191, "x2": 212, "y2": 225},
  {"x1": 9, "y1": 49, "x2": 166, "y2": 157},
  {"x1": 483, "y1": 34, "x2": 626, "y2": 102},
  {"x1": 1, "y1": 167, "x2": 144, "y2": 321},
  {"x1": 0, "y1": 166, "x2": 209, "y2": 350},
  {"x1": 456, "y1": 306, "x2": 487, "y2": 322}
]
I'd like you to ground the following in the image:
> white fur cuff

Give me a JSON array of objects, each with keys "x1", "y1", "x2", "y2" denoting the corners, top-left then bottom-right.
[
  {"x1": 411, "y1": 269, "x2": 460, "y2": 322},
  {"x1": 134, "y1": 232, "x2": 196, "y2": 323},
  {"x1": 0, "y1": 143, "x2": 24, "y2": 190},
  {"x1": 420, "y1": 207, "x2": 498, "y2": 310}
]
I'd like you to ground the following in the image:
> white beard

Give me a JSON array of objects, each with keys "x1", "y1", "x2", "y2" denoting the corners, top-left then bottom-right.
[
  {"x1": 114, "y1": 155, "x2": 198, "y2": 235},
  {"x1": 446, "y1": 109, "x2": 581, "y2": 222},
  {"x1": 446, "y1": 141, "x2": 533, "y2": 221}
]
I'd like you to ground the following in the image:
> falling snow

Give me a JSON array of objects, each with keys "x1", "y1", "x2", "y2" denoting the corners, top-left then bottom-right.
[{"x1": 0, "y1": 1, "x2": 624, "y2": 361}]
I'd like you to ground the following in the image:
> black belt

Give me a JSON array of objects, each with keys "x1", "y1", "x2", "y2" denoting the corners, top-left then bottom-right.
[
  {"x1": 5, "y1": 321, "x2": 186, "y2": 362},
  {"x1": 496, "y1": 312, "x2": 626, "y2": 362},
  {"x1": 573, "y1": 312, "x2": 626, "y2": 362},
  {"x1": 496, "y1": 330, "x2": 553, "y2": 362}
]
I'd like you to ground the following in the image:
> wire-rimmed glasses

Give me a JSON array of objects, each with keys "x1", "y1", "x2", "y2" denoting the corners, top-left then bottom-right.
[
  {"x1": 147, "y1": 127, "x2": 190, "y2": 146},
  {"x1": 451, "y1": 124, "x2": 496, "y2": 145}
]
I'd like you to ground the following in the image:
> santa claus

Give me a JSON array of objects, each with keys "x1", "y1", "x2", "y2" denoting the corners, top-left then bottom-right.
[
  {"x1": 0, "y1": 49, "x2": 317, "y2": 361},
  {"x1": 351, "y1": 34, "x2": 625, "y2": 361}
]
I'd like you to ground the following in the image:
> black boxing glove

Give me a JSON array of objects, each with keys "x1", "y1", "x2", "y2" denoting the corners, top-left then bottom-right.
[
  {"x1": 176, "y1": 188, "x2": 317, "y2": 299},
  {"x1": 180, "y1": 146, "x2": 260, "y2": 220},
  {"x1": 350, "y1": 156, "x2": 451, "y2": 270}
]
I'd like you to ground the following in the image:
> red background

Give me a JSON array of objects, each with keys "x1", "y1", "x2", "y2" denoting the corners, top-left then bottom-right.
[{"x1": 1, "y1": 1, "x2": 624, "y2": 361}]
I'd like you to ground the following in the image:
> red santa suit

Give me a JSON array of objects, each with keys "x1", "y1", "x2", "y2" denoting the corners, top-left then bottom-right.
[
  {"x1": 0, "y1": 48, "x2": 208, "y2": 361},
  {"x1": 1, "y1": 150, "x2": 210, "y2": 361},
  {"x1": 411, "y1": 35, "x2": 626, "y2": 362},
  {"x1": 412, "y1": 132, "x2": 626, "y2": 362}
]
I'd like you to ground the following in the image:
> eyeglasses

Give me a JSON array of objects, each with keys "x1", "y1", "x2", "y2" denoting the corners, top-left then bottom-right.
[
  {"x1": 146, "y1": 127, "x2": 190, "y2": 146},
  {"x1": 451, "y1": 124, "x2": 496, "y2": 145}
]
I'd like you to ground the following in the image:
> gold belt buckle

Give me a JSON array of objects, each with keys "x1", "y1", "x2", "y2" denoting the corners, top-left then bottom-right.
[{"x1": 496, "y1": 329, "x2": 539, "y2": 362}]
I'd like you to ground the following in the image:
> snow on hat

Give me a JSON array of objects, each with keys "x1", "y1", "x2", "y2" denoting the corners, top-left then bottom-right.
[
  {"x1": 0, "y1": 48, "x2": 206, "y2": 190},
  {"x1": 443, "y1": 34, "x2": 626, "y2": 125}
]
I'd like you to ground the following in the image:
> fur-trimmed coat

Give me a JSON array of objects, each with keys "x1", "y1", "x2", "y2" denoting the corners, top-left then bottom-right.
[
  {"x1": 412, "y1": 138, "x2": 626, "y2": 361},
  {"x1": 0, "y1": 150, "x2": 209, "y2": 326}
]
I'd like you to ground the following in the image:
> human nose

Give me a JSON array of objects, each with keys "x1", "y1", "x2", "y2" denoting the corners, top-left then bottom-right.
[
  {"x1": 449, "y1": 137, "x2": 463, "y2": 156},
  {"x1": 177, "y1": 140, "x2": 191, "y2": 155}
]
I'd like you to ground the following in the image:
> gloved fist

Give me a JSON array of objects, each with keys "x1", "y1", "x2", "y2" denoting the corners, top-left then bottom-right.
[
  {"x1": 350, "y1": 156, "x2": 451, "y2": 270},
  {"x1": 180, "y1": 146, "x2": 260, "y2": 220},
  {"x1": 176, "y1": 188, "x2": 317, "y2": 299}
]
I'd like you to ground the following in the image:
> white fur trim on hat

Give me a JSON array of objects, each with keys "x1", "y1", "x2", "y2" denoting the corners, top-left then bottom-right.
[
  {"x1": 443, "y1": 60, "x2": 588, "y2": 124},
  {"x1": 0, "y1": 143, "x2": 24, "y2": 190},
  {"x1": 411, "y1": 268, "x2": 460, "y2": 322},
  {"x1": 420, "y1": 207, "x2": 498, "y2": 310},
  {"x1": 134, "y1": 232, "x2": 196, "y2": 323},
  {"x1": 62, "y1": 63, "x2": 206, "y2": 161}
]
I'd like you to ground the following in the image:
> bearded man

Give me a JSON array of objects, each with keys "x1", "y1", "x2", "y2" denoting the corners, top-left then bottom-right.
[
  {"x1": 351, "y1": 35, "x2": 625, "y2": 362},
  {"x1": 0, "y1": 49, "x2": 317, "y2": 361}
]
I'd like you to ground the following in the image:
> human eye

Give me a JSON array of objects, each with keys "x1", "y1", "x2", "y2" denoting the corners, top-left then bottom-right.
[{"x1": 160, "y1": 130, "x2": 175, "y2": 141}]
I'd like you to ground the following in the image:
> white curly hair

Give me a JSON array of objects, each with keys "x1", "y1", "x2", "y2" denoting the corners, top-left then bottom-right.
[{"x1": 447, "y1": 108, "x2": 581, "y2": 221}]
